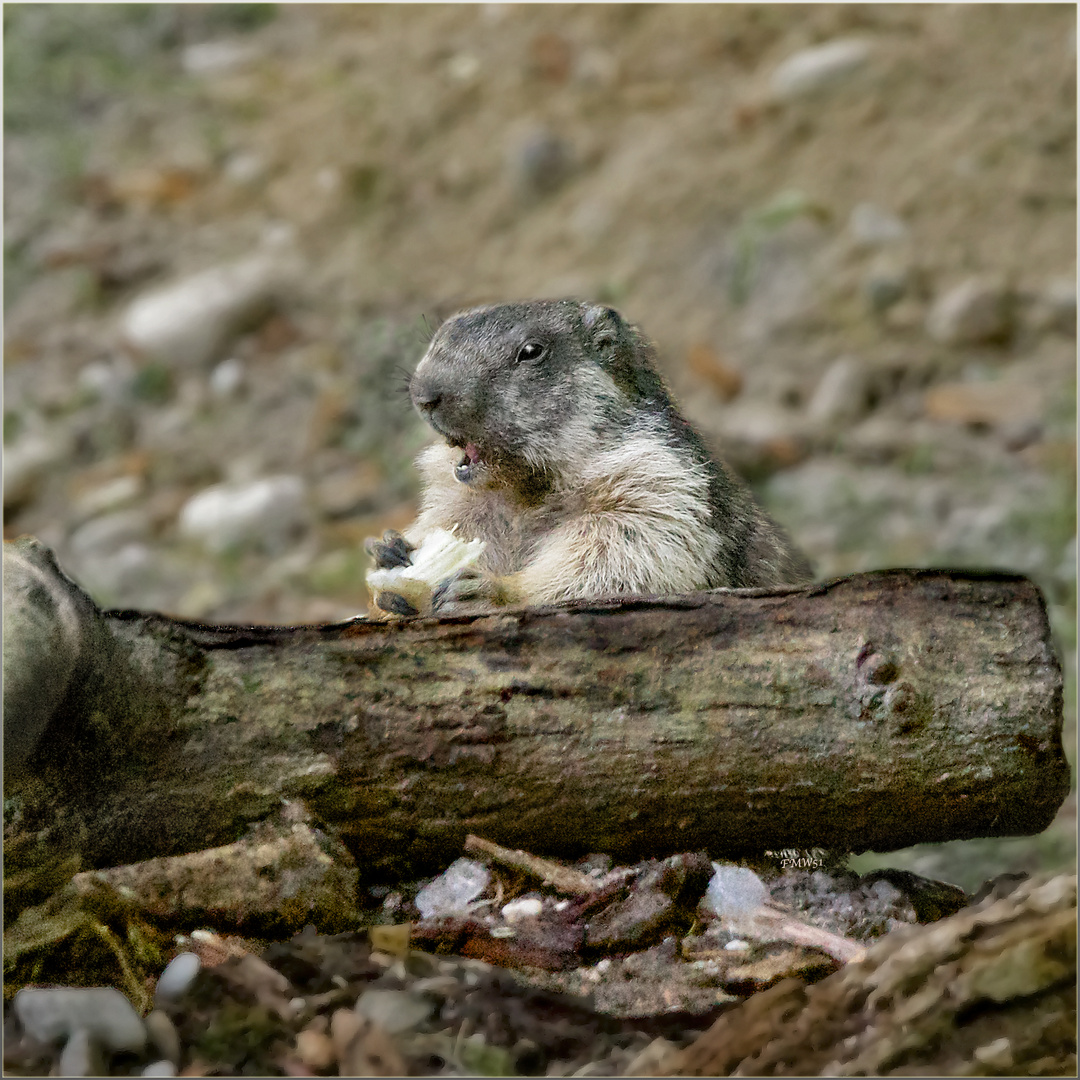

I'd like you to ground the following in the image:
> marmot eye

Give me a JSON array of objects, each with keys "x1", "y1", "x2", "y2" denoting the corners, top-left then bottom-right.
[{"x1": 517, "y1": 342, "x2": 545, "y2": 362}]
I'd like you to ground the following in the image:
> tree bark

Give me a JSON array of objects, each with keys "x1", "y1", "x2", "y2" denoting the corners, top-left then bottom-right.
[
  {"x1": 658, "y1": 873, "x2": 1077, "y2": 1077},
  {"x1": 3, "y1": 537, "x2": 1068, "y2": 881}
]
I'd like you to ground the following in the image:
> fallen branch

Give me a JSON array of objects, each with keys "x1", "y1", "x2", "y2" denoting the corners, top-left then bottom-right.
[
  {"x1": 464, "y1": 835, "x2": 601, "y2": 896},
  {"x1": 3, "y1": 537, "x2": 1069, "y2": 881}
]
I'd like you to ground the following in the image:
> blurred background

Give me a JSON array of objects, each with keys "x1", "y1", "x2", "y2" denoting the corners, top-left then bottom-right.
[{"x1": 4, "y1": 4, "x2": 1076, "y2": 886}]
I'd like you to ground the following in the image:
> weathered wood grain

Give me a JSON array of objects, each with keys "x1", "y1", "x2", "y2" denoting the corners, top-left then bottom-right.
[{"x1": 3, "y1": 537, "x2": 1068, "y2": 879}]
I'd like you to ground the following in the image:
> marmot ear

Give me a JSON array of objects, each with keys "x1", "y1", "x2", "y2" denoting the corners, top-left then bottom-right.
[{"x1": 582, "y1": 304, "x2": 625, "y2": 358}]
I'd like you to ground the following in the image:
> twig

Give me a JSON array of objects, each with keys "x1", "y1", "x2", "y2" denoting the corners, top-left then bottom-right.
[
  {"x1": 750, "y1": 908, "x2": 867, "y2": 965},
  {"x1": 464, "y1": 835, "x2": 600, "y2": 896}
]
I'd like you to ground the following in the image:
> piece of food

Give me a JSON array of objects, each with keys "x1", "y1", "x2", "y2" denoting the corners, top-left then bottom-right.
[{"x1": 366, "y1": 527, "x2": 485, "y2": 616}]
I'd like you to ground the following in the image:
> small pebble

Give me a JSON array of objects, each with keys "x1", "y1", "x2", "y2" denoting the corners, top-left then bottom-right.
[
  {"x1": 502, "y1": 896, "x2": 543, "y2": 923},
  {"x1": 414, "y1": 858, "x2": 490, "y2": 919},
  {"x1": 155, "y1": 952, "x2": 202, "y2": 1005},
  {"x1": 296, "y1": 1027, "x2": 336, "y2": 1072},
  {"x1": 68, "y1": 509, "x2": 151, "y2": 559},
  {"x1": 178, "y1": 475, "x2": 309, "y2": 554},
  {"x1": 509, "y1": 126, "x2": 574, "y2": 198},
  {"x1": 724, "y1": 939, "x2": 752, "y2": 952},
  {"x1": 1026, "y1": 277, "x2": 1076, "y2": 336},
  {"x1": 57, "y1": 1027, "x2": 104, "y2": 1078},
  {"x1": 770, "y1": 38, "x2": 872, "y2": 101},
  {"x1": 355, "y1": 988, "x2": 433, "y2": 1035},
  {"x1": 121, "y1": 254, "x2": 288, "y2": 368},
  {"x1": 447, "y1": 52, "x2": 481, "y2": 81},
  {"x1": 181, "y1": 40, "x2": 258, "y2": 77},
  {"x1": 13, "y1": 987, "x2": 146, "y2": 1053},
  {"x1": 862, "y1": 258, "x2": 911, "y2": 314},
  {"x1": 849, "y1": 202, "x2": 908, "y2": 247},
  {"x1": 141, "y1": 1060, "x2": 179, "y2": 1077},
  {"x1": 703, "y1": 864, "x2": 769, "y2": 920},
  {"x1": 867, "y1": 879, "x2": 903, "y2": 904},
  {"x1": 806, "y1": 357, "x2": 870, "y2": 427},
  {"x1": 144, "y1": 1010, "x2": 182, "y2": 1067},
  {"x1": 925, "y1": 278, "x2": 1012, "y2": 345},
  {"x1": 209, "y1": 357, "x2": 246, "y2": 399},
  {"x1": 973, "y1": 1037, "x2": 1013, "y2": 1070}
]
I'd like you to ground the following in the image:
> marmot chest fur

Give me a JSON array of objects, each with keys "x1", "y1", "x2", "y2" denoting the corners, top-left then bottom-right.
[{"x1": 373, "y1": 300, "x2": 811, "y2": 613}]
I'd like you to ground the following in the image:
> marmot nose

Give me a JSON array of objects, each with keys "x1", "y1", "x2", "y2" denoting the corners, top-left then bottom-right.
[{"x1": 411, "y1": 382, "x2": 444, "y2": 413}]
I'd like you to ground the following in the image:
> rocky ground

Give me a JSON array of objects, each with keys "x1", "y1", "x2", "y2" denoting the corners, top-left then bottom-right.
[
  {"x1": 3, "y1": 0, "x2": 1076, "y2": 1039},
  {"x1": 7, "y1": 836, "x2": 1063, "y2": 1078}
]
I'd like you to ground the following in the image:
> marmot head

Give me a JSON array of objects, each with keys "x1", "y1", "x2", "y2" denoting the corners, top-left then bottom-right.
[{"x1": 410, "y1": 300, "x2": 668, "y2": 485}]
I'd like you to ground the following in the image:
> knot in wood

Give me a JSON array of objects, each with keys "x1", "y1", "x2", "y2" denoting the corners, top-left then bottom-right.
[
  {"x1": 883, "y1": 681, "x2": 924, "y2": 733},
  {"x1": 856, "y1": 642, "x2": 900, "y2": 685}
]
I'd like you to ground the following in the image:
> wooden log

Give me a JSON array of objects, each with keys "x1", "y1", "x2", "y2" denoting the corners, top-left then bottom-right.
[
  {"x1": 658, "y1": 873, "x2": 1078, "y2": 1077},
  {"x1": 3, "y1": 537, "x2": 1068, "y2": 881}
]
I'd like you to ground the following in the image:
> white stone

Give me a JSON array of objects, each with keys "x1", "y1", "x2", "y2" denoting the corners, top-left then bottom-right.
[
  {"x1": 57, "y1": 1028, "x2": 104, "y2": 1077},
  {"x1": 447, "y1": 53, "x2": 480, "y2": 82},
  {"x1": 182, "y1": 40, "x2": 258, "y2": 77},
  {"x1": 178, "y1": 475, "x2": 309, "y2": 553},
  {"x1": 925, "y1": 278, "x2": 1012, "y2": 345},
  {"x1": 78, "y1": 359, "x2": 133, "y2": 400},
  {"x1": 73, "y1": 542, "x2": 159, "y2": 603},
  {"x1": 770, "y1": 39, "x2": 872, "y2": 101},
  {"x1": 501, "y1": 896, "x2": 543, "y2": 923},
  {"x1": 1028, "y1": 277, "x2": 1076, "y2": 336},
  {"x1": 414, "y1": 858, "x2": 490, "y2": 919},
  {"x1": 155, "y1": 952, "x2": 202, "y2": 1005},
  {"x1": 867, "y1": 878, "x2": 902, "y2": 903},
  {"x1": 68, "y1": 509, "x2": 151, "y2": 559},
  {"x1": 121, "y1": 255, "x2": 289, "y2": 368},
  {"x1": 13, "y1": 987, "x2": 146, "y2": 1052},
  {"x1": 806, "y1": 357, "x2": 870, "y2": 426},
  {"x1": 224, "y1": 151, "x2": 268, "y2": 187},
  {"x1": 3, "y1": 429, "x2": 74, "y2": 511},
  {"x1": 74, "y1": 475, "x2": 143, "y2": 519},
  {"x1": 354, "y1": 989, "x2": 433, "y2": 1034},
  {"x1": 849, "y1": 202, "x2": 908, "y2": 247},
  {"x1": 209, "y1": 357, "x2": 246, "y2": 399},
  {"x1": 141, "y1": 1061, "x2": 179, "y2": 1077},
  {"x1": 973, "y1": 1037, "x2": 1013, "y2": 1070},
  {"x1": 703, "y1": 864, "x2": 769, "y2": 920}
]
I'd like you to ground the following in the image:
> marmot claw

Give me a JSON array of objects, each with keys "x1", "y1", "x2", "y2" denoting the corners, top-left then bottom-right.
[
  {"x1": 432, "y1": 567, "x2": 487, "y2": 610},
  {"x1": 365, "y1": 530, "x2": 415, "y2": 570},
  {"x1": 375, "y1": 590, "x2": 419, "y2": 617}
]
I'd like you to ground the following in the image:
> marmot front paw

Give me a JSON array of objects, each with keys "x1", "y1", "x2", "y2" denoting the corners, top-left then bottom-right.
[
  {"x1": 374, "y1": 590, "x2": 419, "y2": 617},
  {"x1": 364, "y1": 529, "x2": 415, "y2": 570},
  {"x1": 432, "y1": 566, "x2": 495, "y2": 612}
]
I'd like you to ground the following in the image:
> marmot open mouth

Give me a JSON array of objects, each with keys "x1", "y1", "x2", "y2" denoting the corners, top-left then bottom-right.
[{"x1": 453, "y1": 441, "x2": 484, "y2": 484}]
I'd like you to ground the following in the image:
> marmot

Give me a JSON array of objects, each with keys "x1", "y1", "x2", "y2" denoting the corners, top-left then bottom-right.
[{"x1": 367, "y1": 300, "x2": 811, "y2": 615}]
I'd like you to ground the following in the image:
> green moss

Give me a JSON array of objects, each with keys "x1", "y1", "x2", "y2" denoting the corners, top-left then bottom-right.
[
  {"x1": 130, "y1": 363, "x2": 175, "y2": 405},
  {"x1": 192, "y1": 1001, "x2": 285, "y2": 1070}
]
